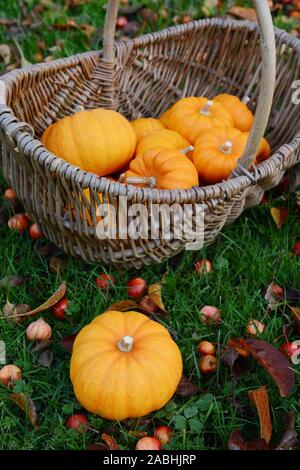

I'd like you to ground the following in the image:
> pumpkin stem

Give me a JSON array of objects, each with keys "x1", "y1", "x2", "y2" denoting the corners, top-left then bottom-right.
[
  {"x1": 200, "y1": 100, "x2": 214, "y2": 116},
  {"x1": 220, "y1": 140, "x2": 233, "y2": 154},
  {"x1": 242, "y1": 96, "x2": 250, "y2": 105},
  {"x1": 76, "y1": 105, "x2": 85, "y2": 112},
  {"x1": 180, "y1": 145, "x2": 194, "y2": 155},
  {"x1": 125, "y1": 176, "x2": 157, "y2": 188},
  {"x1": 117, "y1": 335, "x2": 134, "y2": 352}
]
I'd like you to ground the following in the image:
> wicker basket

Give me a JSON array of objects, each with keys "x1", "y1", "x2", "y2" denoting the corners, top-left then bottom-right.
[{"x1": 0, "y1": 1, "x2": 299, "y2": 269}]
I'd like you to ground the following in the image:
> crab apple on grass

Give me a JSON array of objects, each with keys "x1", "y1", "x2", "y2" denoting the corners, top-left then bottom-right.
[
  {"x1": 280, "y1": 342, "x2": 300, "y2": 360},
  {"x1": 26, "y1": 318, "x2": 52, "y2": 342},
  {"x1": 0, "y1": 365, "x2": 22, "y2": 387},
  {"x1": 8, "y1": 214, "x2": 29, "y2": 233},
  {"x1": 200, "y1": 306, "x2": 221, "y2": 325},
  {"x1": 29, "y1": 223, "x2": 44, "y2": 240},
  {"x1": 200, "y1": 355, "x2": 218, "y2": 374},
  {"x1": 135, "y1": 436, "x2": 162, "y2": 450},
  {"x1": 198, "y1": 340, "x2": 216, "y2": 356},
  {"x1": 4, "y1": 188, "x2": 17, "y2": 202},
  {"x1": 293, "y1": 242, "x2": 300, "y2": 256},
  {"x1": 246, "y1": 319, "x2": 265, "y2": 336},
  {"x1": 127, "y1": 278, "x2": 147, "y2": 299},
  {"x1": 66, "y1": 414, "x2": 88, "y2": 433},
  {"x1": 194, "y1": 259, "x2": 212, "y2": 276},
  {"x1": 52, "y1": 297, "x2": 69, "y2": 320},
  {"x1": 96, "y1": 274, "x2": 115, "y2": 290},
  {"x1": 154, "y1": 425, "x2": 172, "y2": 445}
]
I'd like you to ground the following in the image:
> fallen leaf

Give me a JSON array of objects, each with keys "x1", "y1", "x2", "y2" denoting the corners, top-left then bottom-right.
[
  {"x1": 228, "y1": 429, "x2": 270, "y2": 450},
  {"x1": 270, "y1": 207, "x2": 288, "y2": 229},
  {"x1": 276, "y1": 412, "x2": 298, "y2": 450},
  {"x1": 2, "y1": 282, "x2": 67, "y2": 320},
  {"x1": 290, "y1": 306, "x2": 300, "y2": 334},
  {"x1": 248, "y1": 386, "x2": 272, "y2": 444},
  {"x1": 52, "y1": 19, "x2": 78, "y2": 31},
  {"x1": 3, "y1": 301, "x2": 31, "y2": 323},
  {"x1": 49, "y1": 257, "x2": 67, "y2": 275},
  {"x1": 10, "y1": 393, "x2": 39, "y2": 429},
  {"x1": 222, "y1": 348, "x2": 250, "y2": 378},
  {"x1": 175, "y1": 374, "x2": 202, "y2": 397},
  {"x1": 87, "y1": 442, "x2": 108, "y2": 450},
  {"x1": 101, "y1": 433, "x2": 119, "y2": 450},
  {"x1": 38, "y1": 243, "x2": 64, "y2": 258},
  {"x1": 228, "y1": 6, "x2": 257, "y2": 22},
  {"x1": 263, "y1": 283, "x2": 283, "y2": 310},
  {"x1": 0, "y1": 275, "x2": 30, "y2": 288},
  {"x1": 59, "y1": 333, "x2": 78, "y2": 352},
  {"x1": 228, "y1": 338, "x2": 295, "y2": 397},
  {"x1": 148, "y1": 282, "x2": 166, "y2": 313},
  {"x1": 0, "y1": 44, "x2": 11, "y2": 65},
  {"x1": 283, "y1": 285, "x2": 300, "y2": 304},
  {"x1": 107, "y1": 300, "x2": 140, "y2": 312},
  {"x1": 38, "y1": 348, "x2": 53, "y2": 368},
  {"x1": 31, "y1": 340, "x2": 53, "y2": 353},
  {"x1": 128, "y1": 430, "x2": 148, "y2": 438}
]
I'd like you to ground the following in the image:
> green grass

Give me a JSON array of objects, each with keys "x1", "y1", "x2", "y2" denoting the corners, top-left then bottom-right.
[{"x1": 0, "y1": 0, "x2": 300, "y2": 451}]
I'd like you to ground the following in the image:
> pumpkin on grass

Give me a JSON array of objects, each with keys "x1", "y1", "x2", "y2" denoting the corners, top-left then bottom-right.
[
  {"x1": 166, "y1": 97, "x2": 234, "y2": 144},
  {"x1": 136, "y1": 129, "x2": 193, "y2": 157},
  {"x1": 131, "y1": 117, "x2": 165, "y2": 142},
  {"x1": 125, "y1": 147, "x2": 199, "y2": 190},
  {"x1": 214, "y1": 94, "x2": 254, "y2": 132},
  {"x1": 41, "y1": 109, "x2": 136, "y2": 176},
  {"x1": 192, "y1": 126, "x2": 271, "y2": 184},
  {"x1": 70, "y1": 310, "x2": 183, "y2": 421}
]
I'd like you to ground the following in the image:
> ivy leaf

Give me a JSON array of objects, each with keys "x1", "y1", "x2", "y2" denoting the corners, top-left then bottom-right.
[
  {"x1": 184, "y1": 405, "x2": 199, "y2": 419},
  {"x1": 173, "y1": 415, "x2": 187, "y2": 431},
  {"x1": 188, "y1": 418, "x2": 204, "y2": 433}
]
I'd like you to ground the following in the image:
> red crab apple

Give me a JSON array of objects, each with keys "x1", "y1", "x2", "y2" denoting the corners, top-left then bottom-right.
[
  {"x1": 66, "y1": 414, "x2": 88, "y2": 433},
  {"x1": 4, "y1": 188, "x2": 16, "y2": 202},
  {"x1": 280, "y1": 342, "x2": 300, "y2": 360},
  {"x1": 194, "y1": 259, "x2": 212, "y2": 276},
  {"x1": 116, "y1": 16, "x2": 128, "y2": 28},
  {"x1": 52, "y1": 297, "x2": 69, "y2": 320},
  {"x1": 127, "y1": 278, "x2": 147, "y2": 299},
  {"x1": 96, "y1": 274, "x2": 115, "y2": 289},
  {"x1": 199, "y1": 355, "x2": 218, "y2": 374},
  {"x1": 0, "y1": 364, "x2": 22, "y2": 387},
  {"x1": 154, "y1": 425, "x2": 172, "y2": 445},
  {"x1": 29, "y1": 223, "x2": 44, "y2": 240},
  {"x1": 135, "y1": 436, "x2": 162, "y2": 450},
  {"x1": 246, "y1": 319, "x2": 265, "y2": 336},
  {"x1": 293, "y1": 242, "x2": 300, "y2": 256},
  {"x1": 198, "y1": 340, "x2": 216, "y2": 356},
  {"x1": 200, "y1": 306, "x2": 221, "y2": 325},
  {"x1": 8, "y1": 213, "x2": 29, "y2": 232},
  {"x1": 271, "y1": 284, "x2": 284, "y2": 299}
]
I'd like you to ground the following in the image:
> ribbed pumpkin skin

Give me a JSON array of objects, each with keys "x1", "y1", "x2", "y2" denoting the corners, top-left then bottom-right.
[
  {"x1": 136, "y1": 129, "x2": 190, "y2": 156},
  {"x1": 159, "y1": 108, "x2": 173, "y2": 127},
  {"x1": 193, "y1": 126, "x2": 270, "y2": 184},
  {"x1": 167, "y1": 97, "x2": 234, "y2": 144},
  {"x1": 70, "y1": 310, "x2": 183, "y2": 421},
  {"x1": 131, "y1": 118, "x2": 165, "y2": 142},
  {"x1": 126, "y1": 147, "x2": 199, "y2": 190},
  {"x1": 41, "y1": 109, "x2": 137, "y2": 176},
  {"x1": 214, "y1": 94, "x2": 254, "y2": 132}
]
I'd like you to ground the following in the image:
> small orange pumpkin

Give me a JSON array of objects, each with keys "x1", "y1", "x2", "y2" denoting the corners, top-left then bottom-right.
[
  {"x1": 70, "y1": 310, "x2": 183, "y2": 420},
  {"x1": 166, "y1": 97, "x2": 234, "y2": 144},
  {"x1": 125, "y1": 147, "x2": 199, "y2": 190},
  {"x1": 192, "y1": 127, "x2": 271, "y2": 184},
  {"x1": 131, "y1": 117, "x2": 165, "y2": 142},
  {"x1": 136, "y1": 129, "x2": 192, "y2": 156},
  {"x1": 214, "y1": 94, "x2": 254, "y2": 132},
  {"x1": 41, "y1": 109, "x2": 136, "y2": 176},
  {"x1": 159, "y1": 108, "x2": 173, "y2": 127}
]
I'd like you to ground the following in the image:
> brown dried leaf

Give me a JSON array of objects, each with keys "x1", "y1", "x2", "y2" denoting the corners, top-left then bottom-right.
[
  {"x1": 31, "y1": 340, "x2": 53, "y2": 353},
  {"x1": 270, "y1": 207, "x2": 288, "y2": 229},
  {"x1": 10, "y1": 393, "x2": 39, "y2": 429},
  {"x1": 101, "y1": 433, "x2": 119, "y2": 450},
  {"x1": 228, "y1": 429, "x2": 270, "y2": 450},
  {"x1": 107, "y1": 300, "x2": 140, "y2": 312},
  {"x1": 38, "y1": 348, "x2": 53, "y2": 368},
  {"x1": 3, "y1": 302, "x2": 31, "y2": 323},
  {"x1": 248, "y1": 386, "x2": 272, "y2": 444},
  {"x1": 0, "y1": 275, "x2": 30, "y2": 288},
  {"x1": 290, "y1": 306, "x2": 300, "y2": 334},
  {"x1": 87, "y1": 442, "x2": 109, "y2": 450},
  {"x1": 276, "y1": 412, "x2": 298, "y2": 450},
  {"x1": 228, "y1": 338, "x2": 295, "y2": 397},
  {"x1": 228, "y1": 6, "x2": 257, "y2": 22},
  {"x1": 148, "y1": 282, "x2": 166, "y2": 312},
  {"x1": 175, "y1": 374, "x2": 202, "y2": 397},
  {"x1": 222, "y1": 348, "x2": 250, "y2": 378},
  {"x1": 59, "y1": 333, "x2": 78, "y2": 352},
  {"x1": 263, "y1": 283, "x2": 281, "y2": 310},
  {"x1": 7, "y1": 282, "x2": 67, "y2": 319},
  {"x1": 128, "y1": 430, "x2": 148, "y2": 438}
]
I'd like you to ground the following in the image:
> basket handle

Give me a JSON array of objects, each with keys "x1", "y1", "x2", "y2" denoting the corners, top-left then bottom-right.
[{"x1": 103, "y1": 0, "x2": 276, "y2": 173}]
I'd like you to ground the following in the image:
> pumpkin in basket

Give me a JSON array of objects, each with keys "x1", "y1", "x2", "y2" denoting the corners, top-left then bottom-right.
[
  {"x1": 131, "y1": 117, "x2": 165, "y2": 142},
  {"x1": 70, "y1": 310, "x2": 183, "y2": 420},
  {"x1": 166, "y1": 97, "x2": 234, "y2": 144},
  {"x1": 192, "y1": 126, "x2": 271, "y2": 184},
  {"x1": 41, "y1": 109, "x2": 136, "y2": 176},
  {"x1": 159, "y1": 108, "x2": 173, "y2": 127},
  {"x1": 125, "y1": 147, "x2": 199, "y2": 190},
  {"x1": 214, "y1": 94, "x2": 254, "y2": 132},
  {"x1": 136, "y1": 129, "x2": 193, "y2": 157}
]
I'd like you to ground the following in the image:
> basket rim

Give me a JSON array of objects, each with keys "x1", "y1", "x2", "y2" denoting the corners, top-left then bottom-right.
[{"x1": 0, "y1": 18, "x2": 300, "y2": 204}]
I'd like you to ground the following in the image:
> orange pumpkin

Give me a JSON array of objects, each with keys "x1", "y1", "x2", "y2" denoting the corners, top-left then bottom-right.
[
  {"x1": 131, "y1": 117, "x2": 165, "y2": 142},
  {"x1": 70, "y1": 310, "x2": 183, "y2": 420},
  {"x1": 136, "y1": 129, "x2": 192, "y2": 157},
  {"x1": 159, "y1": 108, "x2": 173, "y2": 127},
  {"x1": 192, "y1": 127, "x2": 271, "y2": 184},
  {"x1": 41, "y1": 109, "x2": 136, "y2": 176},
  {"x1": 166, "y1": 97, "x2": 234, "y2": 144},
  {"x1": 125, "y1": 147, "x2": 199, "y2": 190},
  {"x1": 214, "y1": 94, "x2": 254, "y2": 132}
]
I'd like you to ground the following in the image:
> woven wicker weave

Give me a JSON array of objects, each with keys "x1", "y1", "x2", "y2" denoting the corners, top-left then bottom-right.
[{"x1": 0, "y1": 1, "x2": 299, "y2": 269}]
